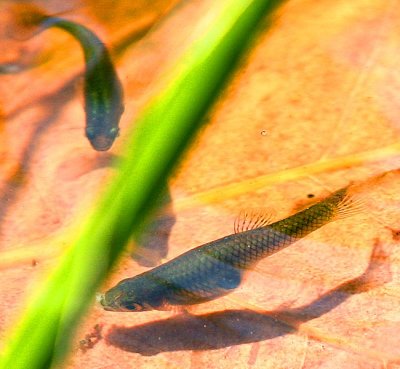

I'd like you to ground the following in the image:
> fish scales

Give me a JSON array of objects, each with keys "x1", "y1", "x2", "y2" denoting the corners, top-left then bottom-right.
[{"x1": 100, "y1": 187, "x2": 356, "y2": 312}]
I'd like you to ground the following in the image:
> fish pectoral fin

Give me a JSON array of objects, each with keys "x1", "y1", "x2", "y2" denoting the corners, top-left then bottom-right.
[
  {"x1": 216, "y1": 266, "x2": 242, "y2": 290},
  {"x1": 234, "y1": 209, "x2": 275, "y2": 233}
]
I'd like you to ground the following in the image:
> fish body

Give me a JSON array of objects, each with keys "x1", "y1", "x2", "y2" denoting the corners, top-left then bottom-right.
[
  {"x1": 100, "y1": 187, "x2": 357, "y2": 312},
  {"x1": 42, "y1": 17, "x2": 124, "y2": 151},
  {"x1": 17, "y1": 8, "x2": 124, "y2": 151}
]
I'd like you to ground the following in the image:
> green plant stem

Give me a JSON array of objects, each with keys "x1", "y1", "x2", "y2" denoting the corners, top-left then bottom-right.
[{"x1": 0, "y1": 1, "x2": 281, "y2": 368}]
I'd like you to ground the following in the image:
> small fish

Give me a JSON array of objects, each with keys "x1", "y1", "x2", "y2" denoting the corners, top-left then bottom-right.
[
  {"x1": 99, "y1": 186, "x2": 361, "y2": 312},
  {"x1": 13, "y1": 6, "x2": 124, "y2": 151}
]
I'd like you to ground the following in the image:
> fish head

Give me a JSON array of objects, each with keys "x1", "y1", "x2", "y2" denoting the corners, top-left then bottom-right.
[
  {"x1": 85, "y1": 125, "x2": 119, "y2": 151},
  {"x1": 98, "y1": 276, "x2": 163, "y2": 312},
  {"x1": 84, "y1": 86, "x2": 124, "y2": 151}
]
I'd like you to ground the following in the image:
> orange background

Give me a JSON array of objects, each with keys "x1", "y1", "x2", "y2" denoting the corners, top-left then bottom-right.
[{"x1": 1, "y1": 0, "x2": 400, "y2": 368}]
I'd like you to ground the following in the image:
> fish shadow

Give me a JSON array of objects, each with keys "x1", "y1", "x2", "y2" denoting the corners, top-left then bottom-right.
[
  {"x1": 0, "y1": 77, "x2": 77, "y2": 236},
  {"x1": 131, "y1": 187, "x2": 176, "y2": 267},
  {"x1": 106, "y1": 309, "x2": 294, "y2": 356},
  {"x1": 106, "y1": 239, "x2": 392, "y2": 355}
]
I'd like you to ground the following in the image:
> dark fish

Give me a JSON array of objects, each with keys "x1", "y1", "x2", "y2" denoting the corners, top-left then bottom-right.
[
  {"x1": 16, "y1": 7, "x2": 124, "y2": 151},
  {"x1": 99, "y1": 187, "x2": 361, "y2": 312}
]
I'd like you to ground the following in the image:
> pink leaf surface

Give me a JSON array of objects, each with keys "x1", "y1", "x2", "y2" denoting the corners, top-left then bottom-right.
[{"x1": 1, "y1": 1, "x2": 400, "y2": 368}]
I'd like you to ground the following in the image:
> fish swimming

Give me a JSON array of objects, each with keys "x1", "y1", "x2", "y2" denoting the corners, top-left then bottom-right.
[
  {"x1": 99, "y1": 186, "x2": 361, "y2": 312},
  {"x1": 14, "y1": 6, "x2": 124, "y2": 151}
]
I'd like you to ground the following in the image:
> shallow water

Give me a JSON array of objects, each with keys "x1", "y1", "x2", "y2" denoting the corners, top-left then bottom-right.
[{"x1": 1, "y1": 0, "x2": 400, "y2": 368}]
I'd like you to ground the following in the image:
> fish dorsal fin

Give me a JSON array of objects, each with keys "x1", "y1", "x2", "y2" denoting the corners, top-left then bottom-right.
[
  {"x1": 234, "y1": 210, "x2": 274, "y2": 233},
  {"x1": 333, "y1": 189, "x2": 366, "y2": 220}
]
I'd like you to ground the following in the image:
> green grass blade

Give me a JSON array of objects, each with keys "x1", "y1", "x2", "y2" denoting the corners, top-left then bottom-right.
[{"x1": 0, "y1": 1, "x2": 281, "y2": 368}]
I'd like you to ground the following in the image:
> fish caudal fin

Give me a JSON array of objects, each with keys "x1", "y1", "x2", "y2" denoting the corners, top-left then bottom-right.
[{"x1": 5, "y1": 3, "x2": 49, "y2": 41}]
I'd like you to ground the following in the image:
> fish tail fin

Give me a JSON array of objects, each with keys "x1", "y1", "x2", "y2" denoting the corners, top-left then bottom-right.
[
  {"x1": 6, "y1": 3, "x2": 77, "y2": 41},
  {"x1": 5, "y1": 3, "x2": 49, "y2": 41}
]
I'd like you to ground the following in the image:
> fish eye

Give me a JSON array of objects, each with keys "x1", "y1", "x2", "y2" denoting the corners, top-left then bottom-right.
[
  {"x1": 108, "y1": 127, "x2": 119, "y2": 137},
  {"x1": 124, "y1": 302, "x2": 144, "y2": 311},
  {"x1": 86, "y1": 127, "x2": 96, "y2": 139}
]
